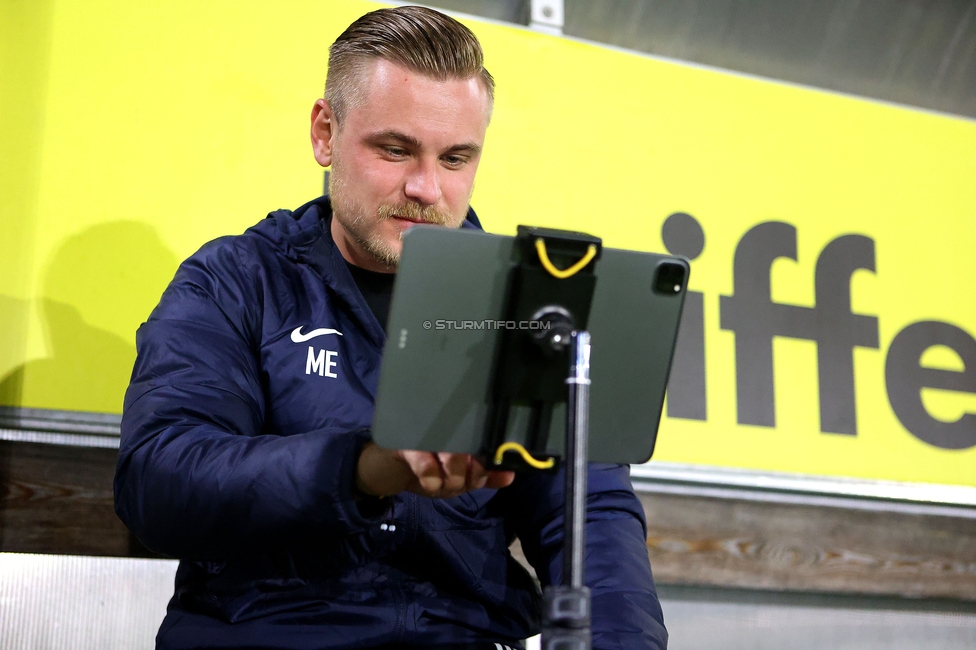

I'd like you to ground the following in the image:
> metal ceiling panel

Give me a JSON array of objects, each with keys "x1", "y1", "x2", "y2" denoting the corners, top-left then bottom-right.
[{"x1": 425, "y1": 0, "x2": 976, "y2": 118}]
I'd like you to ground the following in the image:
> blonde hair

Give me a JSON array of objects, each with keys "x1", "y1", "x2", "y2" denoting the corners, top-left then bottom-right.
[{"x1": 325, "y1": 5, "x2": 494, "y2": 123}]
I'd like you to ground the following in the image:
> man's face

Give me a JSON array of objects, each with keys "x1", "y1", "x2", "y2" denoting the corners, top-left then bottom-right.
[{"x1": 311, "y1": 59, "x2": 490, "y2": 272}]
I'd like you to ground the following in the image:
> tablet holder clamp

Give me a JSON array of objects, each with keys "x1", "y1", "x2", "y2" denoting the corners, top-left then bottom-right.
[{"x1": 483, "y1": 225, "x2": 602, "y2": 650}]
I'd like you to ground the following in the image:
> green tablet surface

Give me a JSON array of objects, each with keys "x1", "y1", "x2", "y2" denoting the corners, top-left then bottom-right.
[{"x1": 371, "y1": 226, "x2": 688, "y2": 465}]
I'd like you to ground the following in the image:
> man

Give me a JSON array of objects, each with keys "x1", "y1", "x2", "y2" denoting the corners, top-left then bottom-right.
[{"x1": 115, "y1": 6, "x2": 667, "y2": 649}]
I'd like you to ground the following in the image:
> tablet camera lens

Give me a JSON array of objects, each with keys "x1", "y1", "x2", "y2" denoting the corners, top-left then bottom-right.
[{"x1": 654, "y1": 262, "x2": 686, "y2": 295}]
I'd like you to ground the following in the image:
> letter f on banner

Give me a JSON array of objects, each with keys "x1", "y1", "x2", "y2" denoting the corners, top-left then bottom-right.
[
  {"x1": 720, "y1": 222, "x2": 879, "y2": 434},
  {"x1": 814, "y1": 235, "x2": 880, "y2": 433}
]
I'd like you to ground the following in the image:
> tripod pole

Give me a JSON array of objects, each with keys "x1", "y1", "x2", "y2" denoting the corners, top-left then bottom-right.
[
  {"x1": 564, "y1": 330, "x2": 591, "y2": 588},
  {"x1": 541, "y1": 330, "x2": 592, "y2": 650}
]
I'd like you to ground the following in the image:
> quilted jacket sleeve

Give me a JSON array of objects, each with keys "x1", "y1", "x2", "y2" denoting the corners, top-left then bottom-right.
[
  {"x1": 506, "y1": 464, "x2": 668, "y2": 650},
  {"x1": 114, "y1": 237, "x2": 373, "y2": 560}
]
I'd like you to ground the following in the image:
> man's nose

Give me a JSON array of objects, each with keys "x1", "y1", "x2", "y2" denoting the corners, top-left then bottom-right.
[{"x1": 403, "y1": 160, "x2": 442, "y2": 205}]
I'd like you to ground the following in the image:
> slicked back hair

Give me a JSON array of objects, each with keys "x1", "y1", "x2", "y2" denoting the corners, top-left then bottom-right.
[{"x1": 325, "y1": 5, "x2": 494, "y2": 124}]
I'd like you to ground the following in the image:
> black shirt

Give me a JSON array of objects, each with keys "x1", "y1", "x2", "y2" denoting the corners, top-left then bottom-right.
[{"x1": 345, "y1": 261, "x2": 396, "y2": 331}]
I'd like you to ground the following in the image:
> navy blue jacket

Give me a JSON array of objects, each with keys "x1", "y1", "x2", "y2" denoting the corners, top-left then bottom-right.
[{"x1": 115, "y1": 197, "x2": 667, "y2": 649}]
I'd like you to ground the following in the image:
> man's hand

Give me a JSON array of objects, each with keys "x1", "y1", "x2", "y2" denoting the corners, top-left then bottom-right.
[{"x1": 355, "y1": 442, "x2": 515, "y2": 499}]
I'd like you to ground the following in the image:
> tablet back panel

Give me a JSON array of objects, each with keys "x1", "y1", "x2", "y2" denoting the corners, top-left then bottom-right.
[{"x1": 370, "y1": 226, "x2": 687, "y2": 464}]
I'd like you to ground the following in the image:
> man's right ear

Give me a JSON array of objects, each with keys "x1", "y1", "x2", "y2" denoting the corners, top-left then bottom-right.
[{"x1": 310, "y1": 99, "x2": 335, "y2": 168}]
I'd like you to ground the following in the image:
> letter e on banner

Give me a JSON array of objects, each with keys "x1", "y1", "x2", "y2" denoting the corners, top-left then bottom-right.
[{"x1": 886, "y1": 321, "x2": 976, "y2": 450}]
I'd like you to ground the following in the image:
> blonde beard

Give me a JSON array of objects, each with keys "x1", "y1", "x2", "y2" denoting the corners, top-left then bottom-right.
[{"x1": 328, "y1": 163, "x2": 465, "y2": 268}]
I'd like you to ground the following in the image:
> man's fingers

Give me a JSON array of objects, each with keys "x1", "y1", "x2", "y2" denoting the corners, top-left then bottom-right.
[
  {"x1": 400, "y1": 450, "x2": 444, "y2": 493},
  {"x1": 465, "y1": 457, "x2": 514, "y2": 491},
  {"x1": 485, "y1": 470, "x2": 516, "y2": 490},
  {"x1": 361, "y1": 447, "x2": 518, "y2": 499},
  {"x1": 438, "y1": 452, "x2": 468, "y2": 495},
  {"x1": 465, "y1": 456, "x2": 489, "y2": 491}
]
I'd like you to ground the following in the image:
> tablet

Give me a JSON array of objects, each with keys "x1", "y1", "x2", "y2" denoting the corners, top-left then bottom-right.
[{"x1": 370, "y1": 226, "x2": 688, "y2": 465}]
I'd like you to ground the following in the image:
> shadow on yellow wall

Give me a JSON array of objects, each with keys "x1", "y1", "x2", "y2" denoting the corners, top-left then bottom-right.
[{"x1": 0, "y1": 222, "x2": 177, "y2": 414}]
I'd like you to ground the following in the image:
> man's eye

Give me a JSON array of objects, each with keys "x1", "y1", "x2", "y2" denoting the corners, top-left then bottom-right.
[
  {"x1": 443, "y1": 155, "x2": 466, "y2": 167},
  {"x1": 383, "y1": 146, "x2": 407, "y2": 157}
]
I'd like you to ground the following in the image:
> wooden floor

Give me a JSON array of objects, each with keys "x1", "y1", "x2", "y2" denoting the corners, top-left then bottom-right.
[{"x1": 3, "y1": 438, "x2": 975, "y2": 602}]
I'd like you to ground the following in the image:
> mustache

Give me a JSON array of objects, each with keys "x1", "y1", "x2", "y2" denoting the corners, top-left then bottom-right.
[{"x1": 377, "y1": 203, "x2": 453, "y2": 226}]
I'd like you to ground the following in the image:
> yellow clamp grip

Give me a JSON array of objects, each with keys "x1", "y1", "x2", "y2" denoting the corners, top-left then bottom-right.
[
  {"x1": 494, "y1": 442, "x2": 555, "y2": 470},
  {"x1": 535, "y1": 239, "x2": 598, "y2": 279}
]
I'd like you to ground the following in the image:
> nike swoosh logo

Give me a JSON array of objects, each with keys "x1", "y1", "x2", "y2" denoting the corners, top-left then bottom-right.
[{"x1": 290, "y1": 327, "x2": 344, "y2": 343}]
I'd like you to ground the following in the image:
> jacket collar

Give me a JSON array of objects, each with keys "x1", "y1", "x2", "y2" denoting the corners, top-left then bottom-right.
[{"x1": 268, "y1": 196, "x2": 483, "y2": 347}]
